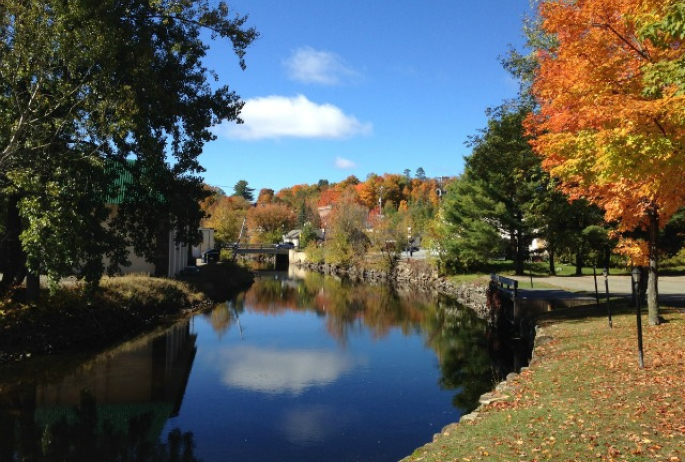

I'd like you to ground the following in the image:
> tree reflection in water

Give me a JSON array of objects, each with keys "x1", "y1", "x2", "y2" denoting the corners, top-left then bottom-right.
[
  {"x1": 0, "y1": 274, "x2": 527, "y2": 461},
  {"x1": 204, "y1": 272, "x2": 527, "y2": 414},
  {"x1": 1, "y1": 390, "x2": 200, "y2": 462}
]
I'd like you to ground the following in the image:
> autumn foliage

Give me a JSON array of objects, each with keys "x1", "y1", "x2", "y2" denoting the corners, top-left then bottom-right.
[{"x1": 526, "y1": 0, "x2": 685, "y2": 254}]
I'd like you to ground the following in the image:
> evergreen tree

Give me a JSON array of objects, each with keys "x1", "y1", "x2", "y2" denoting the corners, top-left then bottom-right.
[
  {"x1": 442, "y1": 176, "x2": 506, "y2": 271},
  {"x1": 232, "y1": 180, "x2": 255, "y2": 202},
  {"x1": 443, "y1": 104, "x2": 542, "y2": 275}
]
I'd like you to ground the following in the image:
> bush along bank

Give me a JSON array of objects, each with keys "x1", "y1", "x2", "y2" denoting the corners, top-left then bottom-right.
[{"x1": 0, "y1": 262, "x2": 254, "y2": 363}]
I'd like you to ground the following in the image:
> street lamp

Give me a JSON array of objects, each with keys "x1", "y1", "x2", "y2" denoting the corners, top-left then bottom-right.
[
  {"x1": 602, "y1": 267, "x2": 612, "y2": 328},
  {"x1": 631, "y1": 267, "x2": 645, "y2": 369}
]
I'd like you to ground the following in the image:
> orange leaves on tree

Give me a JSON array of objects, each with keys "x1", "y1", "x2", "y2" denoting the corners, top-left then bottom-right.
[
  {"x1": 527, "y1": 0, "x2": 685, "y2": 261},
  {"x1": 246, "y1": 202, "x2": 296, "y2": 242}
]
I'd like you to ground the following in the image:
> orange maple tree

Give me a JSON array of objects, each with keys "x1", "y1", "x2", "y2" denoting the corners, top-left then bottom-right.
[
  {"x1": 246, "y1": 203, "x2": 296, "y2": 243},
  {"x1": 526, "y1": 0, "x2": 685, "y2": 324}
]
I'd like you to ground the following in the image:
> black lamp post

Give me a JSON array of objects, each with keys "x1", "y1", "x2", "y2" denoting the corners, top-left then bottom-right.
[
  {"x1": 593, "y1": 264, "x2": 599, "y2": 308},
  {"x1": 602, "y1": 267, "x2": 612, "y2": 328},
  {"x1": 631, "y1": 267, "x2": 645, "y2": 369}
]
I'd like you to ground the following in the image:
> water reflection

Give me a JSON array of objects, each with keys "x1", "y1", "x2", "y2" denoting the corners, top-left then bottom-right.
[
  {"x1": 0, "y1": 390, "x2": 201, "y2": 462},
  {"x1": 0, "y1": 322, "x2": 198, "y2": 461},
  {"x1": 0, "y1": 272, "x2": 525, "y2": 462},
  {"x1": 202, "y1": 272, "x2": 520, "y2": 413},
  {"x1": 213, "y1": 272, "x2": 442, "y2": 343},
  {"x1": 279, "y1": 404, "x2": 355, "y2": 445},
  {"x1": 211, "y1": 346, "x2": 357, "y2": 395}
]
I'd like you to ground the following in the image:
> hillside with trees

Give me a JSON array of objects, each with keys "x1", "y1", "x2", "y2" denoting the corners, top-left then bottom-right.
[{"x1": 199, "y1": 172, "x2": 450, "y2": 269}]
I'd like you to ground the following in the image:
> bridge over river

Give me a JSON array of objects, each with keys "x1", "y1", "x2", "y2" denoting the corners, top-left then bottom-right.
[{"x1": 231, "y1": 243, "x2": 292, "y2": 256}]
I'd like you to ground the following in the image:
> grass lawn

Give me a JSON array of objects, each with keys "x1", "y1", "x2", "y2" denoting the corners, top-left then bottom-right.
[{"x1": 403, "y1": 305, "x2": 685, "y2": 462}]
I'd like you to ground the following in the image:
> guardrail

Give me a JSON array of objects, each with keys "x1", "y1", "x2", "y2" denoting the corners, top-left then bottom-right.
[
  {"x1": 490, "y1": 273, "x2": 520, "y2": 327},
  {"x1": 490, "y1": 273, "x2": 518, "y2": 299},
  {"x1": 232, "y1": 244, "x2": 274, "y2": 250},
  {"x1": 228, "y1": 243, "x2": 297, "y2": 250}
]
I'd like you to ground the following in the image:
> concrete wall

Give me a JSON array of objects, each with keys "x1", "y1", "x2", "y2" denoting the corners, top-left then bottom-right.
[
  {"x1": 106, "y1": 230, "x2": 188, "y2": 277},
  {"x1": 289, "y1": 250, "x2": 307, "y2": 265}
]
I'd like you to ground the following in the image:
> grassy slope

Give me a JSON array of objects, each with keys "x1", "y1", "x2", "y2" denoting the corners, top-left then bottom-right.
[
  {"x1": 0, "y1": 262, "x2": 253, "y2": 362},
  {"x1": 403, "y1": 306, "x2": 685, "y2": 462}
]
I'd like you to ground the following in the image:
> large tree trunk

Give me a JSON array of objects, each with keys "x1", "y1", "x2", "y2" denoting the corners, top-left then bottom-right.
[
  {"x1": 575, "y1": 249, "x2": 584, "y2": 276},
  {"x1": 0, "y1": 194, "x2": 27, "y2": 289},
  {"x1": 548, "y1": 248, "x2": 556, "y2": 276},
  {"x1": 647, "y1": 208, "x2": 660, "y2": 325},
  {"x1": 26, "y1": 270, "x2": 40, "y2": 303},
  {"x1": 154, "y1": 218, "x2": 171, "y2": 278}
]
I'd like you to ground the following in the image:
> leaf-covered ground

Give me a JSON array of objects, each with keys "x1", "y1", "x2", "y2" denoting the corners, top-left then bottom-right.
[{"x1": 403, "y1": 307, "x2": 685, "y2": 462}]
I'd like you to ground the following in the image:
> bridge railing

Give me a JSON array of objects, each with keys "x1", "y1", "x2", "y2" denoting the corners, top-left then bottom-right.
[
  {"x1": 490, "y1": 273, "x2": 521, "y2": 327},
  {"x1": 229, "y1": 243, "x2": 279, "y2": 250},
  {"x1": 490, "y1": 273, "x2": 518, "y2": 299}
]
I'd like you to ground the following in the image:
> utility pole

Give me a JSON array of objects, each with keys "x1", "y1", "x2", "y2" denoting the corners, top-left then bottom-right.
[
  {"x1": 378, "y1": 186, "x2": 384, "y2": 217},
  {"x1": 237, "y1": 217, "x2": 247, "y2": 245}
]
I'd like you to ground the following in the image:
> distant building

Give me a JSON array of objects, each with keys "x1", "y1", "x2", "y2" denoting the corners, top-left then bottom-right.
[
  {"x1": 103, "y1": 161, "x2": 192, "y2": 277},
  {"x1": 192, "y1": 228, "x2": 215, "y2": 258},
  {"x1": 317, "y1": 205, "x2": 333, "y2": 229},
  {"x1": 282, "y1": 229, "x2": 301, "y2": 248}
]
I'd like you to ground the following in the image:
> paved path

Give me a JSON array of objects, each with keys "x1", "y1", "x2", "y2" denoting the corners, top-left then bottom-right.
[{"x1": 509, "y1": 274, "x2": 685, "y2": 307}]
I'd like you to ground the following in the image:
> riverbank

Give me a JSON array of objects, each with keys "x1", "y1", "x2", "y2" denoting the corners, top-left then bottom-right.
[
  {"x1": 401, "y1": 304, "x2": 685, "y2": 461},
  {"x1": 0, "y1": 261, "x2": 253, "y2": 363}
]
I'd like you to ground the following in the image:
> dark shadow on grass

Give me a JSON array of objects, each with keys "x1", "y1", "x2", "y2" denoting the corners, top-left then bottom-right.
[{"x1": 531, "y1": 302, "x2": 683, "y2": 328}]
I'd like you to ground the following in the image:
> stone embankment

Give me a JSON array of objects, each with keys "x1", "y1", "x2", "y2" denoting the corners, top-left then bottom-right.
[{"x1": 297, "y1": 258, "x2": 490, "y2": 318}]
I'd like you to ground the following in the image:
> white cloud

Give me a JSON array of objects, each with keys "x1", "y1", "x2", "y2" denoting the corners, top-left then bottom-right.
[
  {"x1": 284, "y1": 47, "x2": 359, "y2": 85},
  {"x1": 219, "y1": 95, "x2": 372, "y2": 141},
  {"x1": 214, "y1": 346, "x2": 356, "y2": 395},
  {"x1": 335, "y1": 157, "x2": 356, "y2": 169}
]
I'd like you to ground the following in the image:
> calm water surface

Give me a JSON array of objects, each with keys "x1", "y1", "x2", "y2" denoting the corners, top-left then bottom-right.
[{"x1": 0, "y1": 270, "x2": 520, "y2": 462}]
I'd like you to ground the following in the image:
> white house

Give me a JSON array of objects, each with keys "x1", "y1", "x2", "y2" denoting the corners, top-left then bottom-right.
[{"x1": 192, "y1": 228, "x2": 215, "y2": 258}]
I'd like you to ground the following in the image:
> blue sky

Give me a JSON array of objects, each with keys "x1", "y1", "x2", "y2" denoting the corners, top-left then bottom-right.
[{"x1": 199, "y1": 0, "x2": 533, "y2": 195}]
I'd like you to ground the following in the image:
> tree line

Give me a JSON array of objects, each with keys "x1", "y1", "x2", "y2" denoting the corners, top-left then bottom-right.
[
  {"x1": 1, "y1": 0, "x2": 683, "y2": 329},
  {"x1": 200, "y1": 170, "x2": 447, "y2": 266},
  {"x1": 438, "y1": 0, "x2": 684, "y2": 326}
]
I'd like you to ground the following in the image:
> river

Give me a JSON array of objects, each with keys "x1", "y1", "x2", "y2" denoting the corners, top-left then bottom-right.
[{"x1": 0, "y1": 269, "x2": 523, "y2": 462}]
